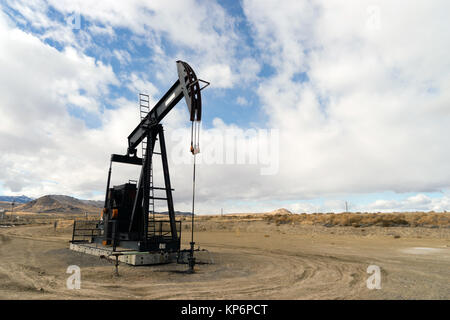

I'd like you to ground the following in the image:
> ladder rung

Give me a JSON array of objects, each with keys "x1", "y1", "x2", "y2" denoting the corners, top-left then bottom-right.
[
  {"x1": 151, "y1": 187, "x2": 174, "y2": 191},
  {"x1": 149, "y1": 197, "x2": 168, "y2": 200}
]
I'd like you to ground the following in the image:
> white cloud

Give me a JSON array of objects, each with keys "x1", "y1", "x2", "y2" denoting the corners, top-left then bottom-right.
[
  {"x1": 125, "y1": 73, "x2": 159, "y2": 99},
  {"x1": 237, "y1": 57, "x2": 261, "y2": 84},
  {"x1": 43, "y1": 0, "x2": 252, "y2": 88},
  {"x1": 363, "y1": 194, "x2": 450, "y2": 213},
  {"x1": 284, "y1": 194, "x2": 450, "y2": 214},
  {"x1": 4, "y1": 0, "x2": 93, "y2": 51},
  {"x1": 0, "y1": 2, "x2": 259, "y2": 209},
  {"x1": 89, "y1": 24, "x2": 115, "y2": 37},
  {"x1": 0, "y1": 10, "x2": 122, "y2": 198},
  {"x1": 113, "y1": 49, "x2": 131, "y2": 65},
  {"x1": 200, "y1": 64, "x2": 233, "y2": 89},
  {"x1": 236, "y1": 96, "x2": 249, "y2": 106},
  {"x1": 5, "y1": 0, "x2": 53, "y2": 29},
  {"x1": 2, "y1": 1, "x2": 450, "y2": 215},
  {"x1": 241, "y1": 0, "x2": 450, "y2": 200}
]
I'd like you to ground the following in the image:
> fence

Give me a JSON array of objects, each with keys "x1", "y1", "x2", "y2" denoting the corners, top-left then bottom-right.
[{"x1": 71, "y1": 219, "x2": 102, "y2": 243}]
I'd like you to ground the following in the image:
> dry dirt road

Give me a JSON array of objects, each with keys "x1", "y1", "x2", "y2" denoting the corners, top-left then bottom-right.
[{"x1": 0, "y1": 222, "x2": 449, "y2": 299}]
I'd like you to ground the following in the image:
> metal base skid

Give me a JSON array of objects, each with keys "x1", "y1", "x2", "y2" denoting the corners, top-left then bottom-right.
[{"x1": 69, "y1": 243, "x2": 189, "y2": 266}]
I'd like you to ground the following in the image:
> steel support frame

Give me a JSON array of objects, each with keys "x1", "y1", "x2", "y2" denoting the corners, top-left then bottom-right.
[{"x1": 127, "y1": 124, "x2": 178, "y2": 248}]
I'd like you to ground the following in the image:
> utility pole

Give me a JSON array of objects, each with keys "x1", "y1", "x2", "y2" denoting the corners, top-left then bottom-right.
[
  {"x1": 345, "y1": 201, "x2": 349, "y2": 213},
  {"x1": 11, "y1": 201, "x2": 15, "y2": 220}
]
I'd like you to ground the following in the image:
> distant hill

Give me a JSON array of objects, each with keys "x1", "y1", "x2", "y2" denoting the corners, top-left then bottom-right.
[
  {"x1": 80, "y1": 199, "x2": 103, "y2": 208},
  {"x1": 6, "y1": 193, "x2": 188, "y2": 215},
  {"x1": 0, "y1": 195, "x2": 33, "y2": 203},
  {"x1": 15, "y1": 195, "x2": 101, "y2": 214},
  {"x1": 0, "y1": 202, "x2": 12, "y2": 210},
  {"x1": 266, "y1": 208, "x2": 293, "y2": 215}
]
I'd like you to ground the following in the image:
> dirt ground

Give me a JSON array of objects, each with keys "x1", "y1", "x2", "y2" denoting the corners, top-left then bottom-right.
[{"x1": 0, "y1": 215, "x2": 449, "y2": 300}]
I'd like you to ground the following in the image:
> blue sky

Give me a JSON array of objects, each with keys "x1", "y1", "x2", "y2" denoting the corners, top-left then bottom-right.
[
  {"x1": 0, "y1": 1, "x2": 449, "y2": 213},
  {"x1": 6, "y1": 1, "x2": 265, "y2": 130}
]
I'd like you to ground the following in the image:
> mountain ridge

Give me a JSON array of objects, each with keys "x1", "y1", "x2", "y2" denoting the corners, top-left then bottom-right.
[
  {"x1": 14, "y1": 195, "x2": 101, "y2": 214},
  {"x1": 0, "y1": 195, "x2": 33, "y2": 203}
]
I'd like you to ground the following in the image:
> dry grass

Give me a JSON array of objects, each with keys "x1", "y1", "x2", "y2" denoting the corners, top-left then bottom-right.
[{"x1": 263, "y1": 212, "x2": 450, "y2": 228}]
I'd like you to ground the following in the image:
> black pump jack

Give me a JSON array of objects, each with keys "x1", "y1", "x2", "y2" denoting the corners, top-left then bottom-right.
[{"x1": 98, "y1": 61, "x2": 209, "y2": 265}]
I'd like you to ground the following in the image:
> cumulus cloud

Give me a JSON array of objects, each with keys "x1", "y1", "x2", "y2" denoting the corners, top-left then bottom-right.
[
  {"x1": 0, "y1": 9, "x2": 124, "y2": 198},
  {"x1": 1, "y1": 1, "x2": 450, "y2": 215},
  {"x1": 0, "y1": 1, "x2": 261, "y2": 209},
  {"x1": 43, "y1": 0, "x2": 253, "y2": 89},
  {"x1": 236, "y1": 96, "x2": 249, "y2": 106},
  {"x1": 242, "y1": 0, "x2": 450, "y2": 199},
  {"x1": 363, "y1": 194, "x2": 450, "y2": 213}
]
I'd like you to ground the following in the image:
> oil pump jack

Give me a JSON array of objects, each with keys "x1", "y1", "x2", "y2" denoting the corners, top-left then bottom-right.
[{"x1": 70, "y1": 61, "x2": 209, "y2": 271}]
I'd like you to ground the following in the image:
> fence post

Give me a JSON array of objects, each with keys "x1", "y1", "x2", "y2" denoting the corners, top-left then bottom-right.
[{"x1": 72, "y1": 220, "x2": 76, "y2": 242}]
